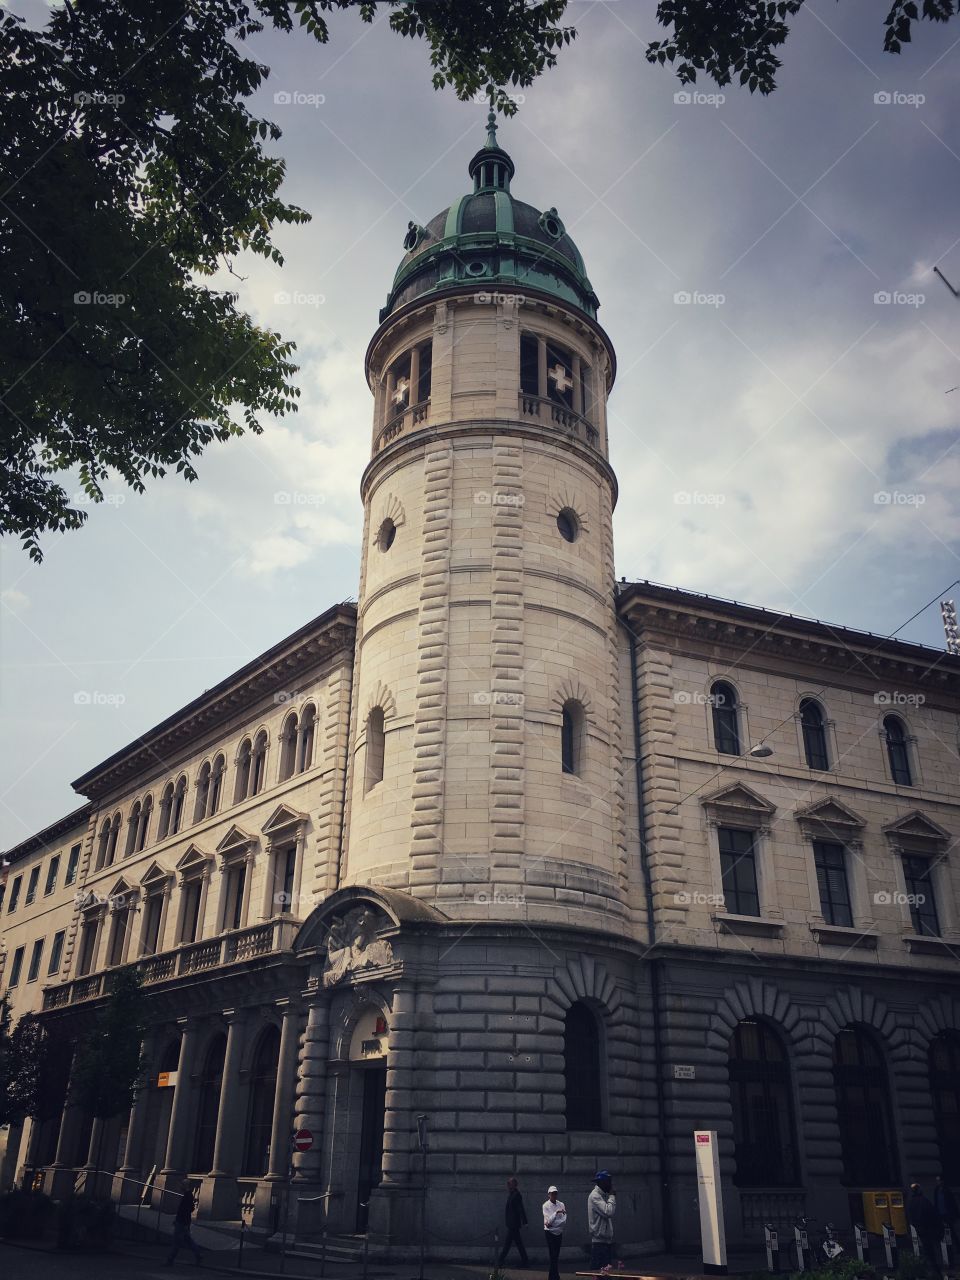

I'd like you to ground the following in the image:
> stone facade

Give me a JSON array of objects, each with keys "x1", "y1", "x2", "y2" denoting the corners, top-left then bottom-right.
[{"x1": 2, "y1": 128, "x2": 960, "y2": 1260}]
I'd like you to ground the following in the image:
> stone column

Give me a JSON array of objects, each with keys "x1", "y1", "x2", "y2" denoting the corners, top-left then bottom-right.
[
  {"x1": 290, "y1": 995, "x2": 330, "y2": 1236},
  {"x1": 368, "y1": 981, "x2": 422, "y2": 1247},
  {"x1": 199, "y1": 1011, "x2": 247, "y2": 1219},
  {"x1": 252, "y1": 1002, "x2": 303, "y2": 1230},
  {"x1": 115, "y1": 1032, "x2": 156, "y2": 1202},
  {"x1": 159, "y1": 1019, "x2": 200, "y2": 1205}
]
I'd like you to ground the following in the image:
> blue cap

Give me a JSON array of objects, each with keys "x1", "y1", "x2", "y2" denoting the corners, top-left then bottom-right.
[{"x1": 595, "y1": 1171, "x2": 610, "y2": 1181}]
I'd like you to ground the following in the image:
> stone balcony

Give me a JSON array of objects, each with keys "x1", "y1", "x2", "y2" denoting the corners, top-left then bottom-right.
[
  {"x1": 376, "y1": 399, "x2": 430, "y2": 452},
  {"x1": 518, "y1": 393, "x2": 599, "y2": 447},
  {"x1": 41, "y1": 917, "x2": 301, "y2": 1010}
]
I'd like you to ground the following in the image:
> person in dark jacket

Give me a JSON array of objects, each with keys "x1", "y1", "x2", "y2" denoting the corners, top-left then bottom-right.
[
  {"x1": 935, "y1": 1176, "x2": 959, "y2": 1236},
  {"x1": 165, "y1": 1179, "x2": 203, "y2": 1267},
  {"x1": 908, "y1": 1182, "x2": 944, "y2": 1279},
  {"x1": 498, "y1": 1176, "x2": 529, "y2": 1268}
]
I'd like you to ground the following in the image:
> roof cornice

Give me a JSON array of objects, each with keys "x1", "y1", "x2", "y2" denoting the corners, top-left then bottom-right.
[
  {"x1": 72, "y1": 603, "x2": 357, "y2": 802},
  {"x1": 2, "y1": 803, "x2": 92, "y2": 864},
  {"x1": 618, "y1": 580, "x2": 960, "y2": 696}
]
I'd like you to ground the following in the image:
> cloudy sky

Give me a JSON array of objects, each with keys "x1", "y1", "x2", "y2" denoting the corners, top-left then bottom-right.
[{"x1": 2, "y1": 0, "x2": 960, "y2": 848}]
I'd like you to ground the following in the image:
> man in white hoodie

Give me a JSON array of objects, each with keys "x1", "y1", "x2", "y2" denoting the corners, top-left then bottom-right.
[
  {"x1": 542, "y1": 1185, "x2": 567, "y2": 1280},
  {"x1": 587, "y1": 1171, "x2": 616, "y2": 1270}
]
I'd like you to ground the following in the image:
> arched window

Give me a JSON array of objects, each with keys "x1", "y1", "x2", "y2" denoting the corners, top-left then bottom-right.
[
  {"x1": 833, "y1": 1026, "x2": 898, "y2": 1186},
  {"x1": 564, "y1": 1002, "x2": 603, "y2": 1131},
  {"x1": 158, "y1": 783, "x2": 174, "y2": 840},
  {"x1": 729, "y1": 1020, "x2": 799, "y2": 1186},
  {"x1": 194, "y1": 762, "x2": 211, "y2": 823},
  {"x1": 561, "y1": 700, "x2": 585, "y2": 776},
  {"x1": 235, "y1": 739, "x2": 252, "y2": 803},
  {"x1": 930, "y1": 1032, "x2": 960, "y2": 1184},
  {"x1": 170, "y1": 776, "x2": 187, "y2": 835},
  {"x1": 193, "y1": 1035, "x2": 226, "y2": 1174},
  {"x1": 800, "y1": 699, "x2": 829, "y2": 770},
  {"x1": 278, "y1": 713, "x2": 298, "y2": 782},
  {"x1": 125, "y1": 804, "x2": 141, "y2": 858},
  {"x1": 365, "y1": 707, "x2": 386, "y2": 793},
  {"x1": 243, "y1": 1026, "x2": 281, "y2": 1176},
  {"x1": 884, "y1": 715, "x2": 913, "y2": 786},
  {"x1": 107, "y1": 813, "x2": 121, "y2": 865},
  {"x1": 96, "y1": 819, "x2": 111, "y2": 870},
  {"x1": 297, "y1": 704, "x2": 316, "y2": 773},
  {"x1": 209, "y1": 754, "x2": 225, "y2": 815},
  {"x1": 251, "y1": 731, "x2": 268, "y2": 796},
  {"x1": 711, "y1": 682, "x2": 741, "y2": 755},
  {"x1": 137, "y1": 795, "x2": 152, "y2": 851}
]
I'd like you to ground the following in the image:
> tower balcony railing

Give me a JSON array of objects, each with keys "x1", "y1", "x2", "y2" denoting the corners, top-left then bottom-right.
[
  {"x1": 518, "y1": 393, "x2": 599, "y2": 448},
  {"x1": 376, "y1": 399, "x2": 430, "y2": 452},
  {"x1": 40, "y1": 916, "x2": 301, "y2": 1010}
]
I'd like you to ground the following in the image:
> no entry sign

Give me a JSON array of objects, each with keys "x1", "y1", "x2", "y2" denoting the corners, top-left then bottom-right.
[{"x1": 293, "y1": 1129, "x2": 313, "y2": 1152}]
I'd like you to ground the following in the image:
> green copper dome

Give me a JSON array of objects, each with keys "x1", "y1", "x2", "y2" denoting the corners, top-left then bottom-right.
[{"x1": 380, "y1": 113, "x2": 600, "y2": 323}]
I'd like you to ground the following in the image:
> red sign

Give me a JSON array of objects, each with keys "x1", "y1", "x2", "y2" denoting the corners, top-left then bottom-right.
[
  {"x1": 293, "y1": 1129, "x2": 313, "y2": 1152},
  {"x1": 696, "y1": 1133, "x2": 710, "y2": 1144}
]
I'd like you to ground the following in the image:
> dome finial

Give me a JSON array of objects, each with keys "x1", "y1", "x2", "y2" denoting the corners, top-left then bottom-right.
[{"x1": 485, "y1": 108, "x2": 498, "y2": 149}]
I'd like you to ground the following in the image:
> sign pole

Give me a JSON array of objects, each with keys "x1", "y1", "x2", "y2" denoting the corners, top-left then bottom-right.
[
  {"x1": 281, "y1": 1129, "x2": 313, "y2": 1274},
  {"x1": 694, "y1": 1131, "x2": 727, "y2": 1276},
  {"x1": 416, "y1": 1115, "x2": 429, "y2": 1280}
]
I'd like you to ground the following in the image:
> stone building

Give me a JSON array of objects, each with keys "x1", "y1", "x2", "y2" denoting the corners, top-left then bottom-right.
[{"x1": 2, "y1": 117, "x2": 960, "y2": 1258}]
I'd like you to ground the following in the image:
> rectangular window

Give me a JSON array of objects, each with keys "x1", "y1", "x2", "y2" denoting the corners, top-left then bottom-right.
[
  {"x1": 546, "y1": 342, "x2": 574, "y2": 408},
  {"x1": 45, "y1": 855, "x2": 61, "y2": 896},
  {"x1": 8, "y1": 875, "x2": 22, "y2": 913},
  {"x1": 48, "y1": 930, "x2": 66, "y2": 975},
  {"x1": 903, "y1": 855, "x2": 940, "y2": 937},
  {"x1": 25, "y1": 866, "x2": 40, "y2": 905},
  {"x1": 225, "y1": 863, "x2": 246, "y2": 931},
  {"x1": 65, "y1": 843, "x2": 81, "y2": 886},
  {"x1": 814, "y1": 840, "x2": 854, "y2": 927},
  {"x1": 76, "y1": 920, "x2": 99, "y2": 976},
  {"x1": 142, "y1": 895, "x2": 163, "y2": 956},
  {"x1": 718, "y1": 827, "x2": 760, "y2": 917},
  {"x1": 520, "y1": 334, "x2": 540, "y2": 396},
  {"x1": 27, "y1": 939, "x2": 44, "y2": 982},
  {"x1": 416, "y1": 340, "x2": 432, "y2": 403},
  {"x1": 0, "y1": 885, "x2": 5, "y2": 915},
  {"x1": 180, "y1": 880, "x2": 203, "y2": 943},
  {"x1": 278, "y1": 847, "x2": 296, "y2": 914},
  {"x1": 108, "y1": 910, "x2": 129, "y2": 967},
  {"x1": 9, "y1": 945, "x2": 25, "y2": 987}
]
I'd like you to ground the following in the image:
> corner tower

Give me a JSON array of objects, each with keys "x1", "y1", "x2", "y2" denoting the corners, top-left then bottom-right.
[{"x1": 342, "y1": 116, "x2": 627, "y2": 932}]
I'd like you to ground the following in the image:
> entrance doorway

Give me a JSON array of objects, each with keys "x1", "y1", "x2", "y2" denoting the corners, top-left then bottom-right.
[{"x1": 355, "y1": 1067, "x2": 386, "y2": 1233}]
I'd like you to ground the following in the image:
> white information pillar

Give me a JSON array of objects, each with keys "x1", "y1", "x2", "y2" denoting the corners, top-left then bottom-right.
[{"x1": 694, "y1": 1130, "x2": 728, "y2": 1276}]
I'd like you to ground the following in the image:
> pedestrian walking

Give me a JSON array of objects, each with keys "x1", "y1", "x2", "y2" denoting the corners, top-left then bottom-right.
[
  {"x1": 935, "y1": 1175, "x2": 959, "y2": 1238},
  {"x1": 498, "y1": 1175, "x2": 529, "y2": 1268},
  {"x1": 543, "y1": 1185, "x2": 567, "y2": 1280},
  {"x1": 165, "y1": 1179, "x2": 203, "y2": 1267},
  {"x1": 908, "y1": 1182, "x2": 944, "y2": 1280},
  {"x1": 587, "y1": 1171, "x2": 616, "y2": 1271}
]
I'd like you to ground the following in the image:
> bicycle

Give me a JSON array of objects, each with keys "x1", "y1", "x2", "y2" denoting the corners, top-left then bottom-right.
[{"x1": 796, "y1": 1216, "x2": 846, "y2": 1267}]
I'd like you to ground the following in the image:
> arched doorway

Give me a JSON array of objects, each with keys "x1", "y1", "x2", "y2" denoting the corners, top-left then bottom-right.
[
  {"x1": 728, "y1": 1019, "x2": 799, "y2": 1186},
  {"x1": 349, "y1": 1006, "x2": 388, "y2": 1234},
  {"x1": 929, "y1": 1032, "x2": 960, "y2": 1183},
  {"x1": 193, "y1": 1035, "x2": 226, "y2": 1175},
  {"x1": 243, "y1": 1026, "x2": 280, "y2": 1176},
  {"x1": 833, "y1": 1025, "x2": 898, "y2": 1186}
]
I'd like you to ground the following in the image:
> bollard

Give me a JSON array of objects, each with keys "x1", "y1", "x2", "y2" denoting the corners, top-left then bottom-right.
[
  {"x1": 764, "y1": 1224, "x2": 780, "y2": 1272},
  {"x1": 882, "y1": 1222, "x2": 897, "y2": 1270},
  {"x1": 320, "y1": 1226, "x2": 327, "y2": 1278},
  {"x1": 238, "y1": 1218, "x2": 245, "y2": 1270},
  {"x1": 911, "y1": 1226, "x2": 921, "y2": 1258},
  {"x1": 942, "y1": 1225, "x2": 953, "y2": 1267},
  {"x1": 363, "y1": 1233, "x2": 369, "y2": 1280},
  {"x1": 794, "y1": 1224, "x2": 809, "y2": 1272},
  {"x1": 854, "y1": 1224, "x2": 870, "y2": 1264}
]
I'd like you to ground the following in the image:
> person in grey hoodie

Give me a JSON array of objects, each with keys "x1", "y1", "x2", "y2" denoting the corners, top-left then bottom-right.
[{"x1": 587, "y1": 1171, "x2": 616, "y2": 1269}]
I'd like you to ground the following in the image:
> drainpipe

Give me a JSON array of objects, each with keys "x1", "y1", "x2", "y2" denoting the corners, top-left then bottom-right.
[{"x1": 627, "y1": 618, "x2": 673, "y2": 1253}]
